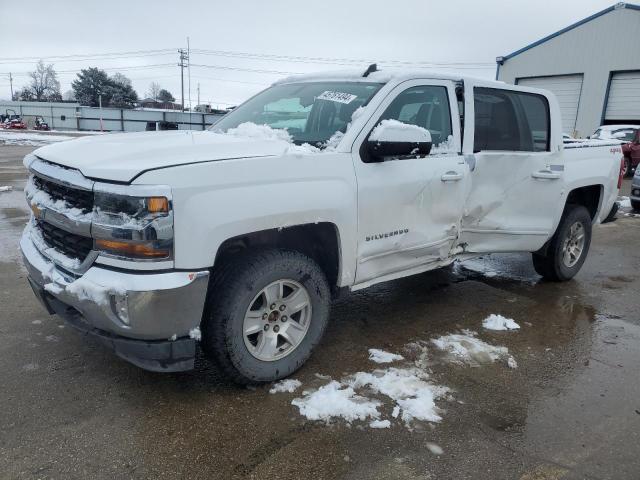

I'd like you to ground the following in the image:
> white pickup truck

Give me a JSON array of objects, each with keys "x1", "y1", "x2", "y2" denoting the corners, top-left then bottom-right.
[{"x1": 21, "y1": 67, "x2": 623, "y2": 383}]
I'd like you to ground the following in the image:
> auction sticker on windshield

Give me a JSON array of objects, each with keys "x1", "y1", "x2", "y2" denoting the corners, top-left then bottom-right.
[{"x1": 317, "y1": 91, "x2": 358, "y2": 104}]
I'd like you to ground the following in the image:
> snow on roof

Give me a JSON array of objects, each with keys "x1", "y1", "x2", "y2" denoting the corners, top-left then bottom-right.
[{"x1": 596, "y1": 124, "x2": 639, "y2": 131}]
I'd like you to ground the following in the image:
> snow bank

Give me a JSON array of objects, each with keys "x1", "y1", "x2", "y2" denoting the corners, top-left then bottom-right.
[
  {"x1": 482, "y1": 314, "x2": 520, "y2": 331},
  {"x1": 0, "y1": 132, "x2": 74, "y2": 146},
  {"x1": 368, "y1": 348, "x2": 404, "y2": 364},
  {"x1": 0, "y1": 186, "x2": 13, "y2": 192},
  {"x1": 291, "y1": 381, "x2": 382, "y2": 423},
  {"x1": 431, "y1": 330, "x2": 516, "y2": 367},
  {"x1": 269, "y1": 379, "x2": 302, "y2": 394}
]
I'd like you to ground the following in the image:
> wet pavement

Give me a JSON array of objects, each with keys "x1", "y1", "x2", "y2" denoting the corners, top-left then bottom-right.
[{"x1": 1, "y1": 144, "x2": 639, "y2": 479}]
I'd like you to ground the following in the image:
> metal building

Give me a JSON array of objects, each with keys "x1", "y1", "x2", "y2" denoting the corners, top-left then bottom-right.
[{"x1": 496, "y1": 2, "x2": 640, "y2": 138}]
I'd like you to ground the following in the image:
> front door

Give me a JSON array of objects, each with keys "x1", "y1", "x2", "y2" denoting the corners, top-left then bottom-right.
[
  {"x1": 352, "y1": 80, "x2": 470, "y2": 286},
  {"x1": 460, "y1": 82, "x2": 565, "y2": 253}
]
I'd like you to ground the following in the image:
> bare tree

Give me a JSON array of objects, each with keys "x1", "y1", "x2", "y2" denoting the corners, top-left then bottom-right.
[
  {"x1": 110, "y1": 72, "x2": 132, "y2": 88},
  {"x1": 146, "y1": 82, "x2": 161, "y2": 101},
  {"x1": 18, "y1": 60, "x2": 61, "y2": 102}
]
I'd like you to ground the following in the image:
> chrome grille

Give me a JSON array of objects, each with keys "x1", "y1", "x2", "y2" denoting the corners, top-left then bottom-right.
[
  {"x1": 36, "y1": 220, "x2": 93, "y2": 261},
  {"x1": 33, "y1": 174, "x2": 93, "y2": 213}
]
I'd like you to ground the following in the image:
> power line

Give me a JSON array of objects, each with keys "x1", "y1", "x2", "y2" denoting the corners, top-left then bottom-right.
[
  {"x1": 0, "y1": 48, "x2": 176, "y2": 63},
  {"x1": 190, "y1": 63, "x2": 302, "y2": 76},
  {"x1": 191, "y1": 48, "x2": 495, "y2": 68}
]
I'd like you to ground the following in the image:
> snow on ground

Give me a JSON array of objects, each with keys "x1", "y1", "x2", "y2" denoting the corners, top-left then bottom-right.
[
  {"x1": 431, "y1": 330, "x2": 516, "y2": 367},
  {"x1": 369, "y1": 419, "x2": 391, "y2": 429},
  {"x1": 0, "y1": 186, "x2": 12, "y2": 192},
  {"x1": 269, "y1": 379, "x2": 302, "y2": 394},
  {"x1": 482, "y1": 314, "x2": 520, "y2": 331},
  {"x1": 0, "y1": 131, "x2": 74, "y2": 146},
  {"x1": 426, "y1": 442, "x2": 444, "y2": 455},
  {"x1": 368, "y1": 348, "x2": 404, "y2": 364},
  {"x1": 291, "y1": 381, "x2": 382, "y2": 423},
  {"x1": 618, "y1": 196, "x2": 631, "y2": 209}
]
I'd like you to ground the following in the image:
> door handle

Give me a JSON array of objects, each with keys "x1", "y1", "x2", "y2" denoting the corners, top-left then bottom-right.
[
  {"x1": 532, "y1": 170, "x2": 561, "y2": 180},
  {"x1": 441, "y1": 171, "x2": 463, "y2": 182}
]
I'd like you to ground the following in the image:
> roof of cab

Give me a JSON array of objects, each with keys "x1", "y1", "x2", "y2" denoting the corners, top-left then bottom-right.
[{"x1": 273, "y1": 67, "x2": 506, "y2": 88}]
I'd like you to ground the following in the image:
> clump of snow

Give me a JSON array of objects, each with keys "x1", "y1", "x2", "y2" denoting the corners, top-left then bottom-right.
[
  {"x1": 225, "y1": 122, "x2": 293, "y2": 143},
  {"x1": 482, "y1": 314, "x2": 520, "y2": 331},
  {"x1": 189, "y1": 327, "x2": 201, "y2": 341},
  {"x1": 291, "y1": 381, "x2": 382, "y2": 423},
  {"x1": 65, "y1": 275, "x2": 126, "y2": 307},
  {"x1": 347, "y1": 368, "x2": 449, "y2": 424},
  {"x1": 168, "y1": 334, "x2": 177, "y2": 341},
  {"x1": 369, "y1": 119, "x2": 431, "y2": 143},
  {"x1": 431, "y1": 330, "x2": 516, "y2": 367},
  {"x1": 0, "y1": 186, "x2": 13, "y2": 192},
  {"x1": 426, "y1": 442, "x2": 444, "y2": 455},
  {"x1": 269, "y1": 379, "x2": 302, "y2": 394},
  {"x1": 430, "y1": 135, "x2": 456, "y2": 155},
  {"x1": 27, "y1": 220, "x2": 82, "y2": 270},
  {"x1": 368, "y1": 348, "x2": 405, "y2": 364},
  {"x1": 25, "y1": 176, "x2": 92, "y2": 223},
  {"x1": 369, "y1": 419, "x2": 391, "y2": 429},
  {"x1": 507, "y1": 357, "x2": 518, "y2": 369}
]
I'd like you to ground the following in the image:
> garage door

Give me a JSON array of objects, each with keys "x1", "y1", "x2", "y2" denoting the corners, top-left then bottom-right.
[
  {"x1": 604, "y1": 71, "x2": 640, "y2": 122},
  {"x1": 517, "y1": 74, "x2": 583, "y2": 135}
]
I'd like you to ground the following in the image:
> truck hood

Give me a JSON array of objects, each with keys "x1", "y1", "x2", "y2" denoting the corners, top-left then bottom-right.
[{"x1": 33, "y1": 130, "x2": 290, "y2": 183}]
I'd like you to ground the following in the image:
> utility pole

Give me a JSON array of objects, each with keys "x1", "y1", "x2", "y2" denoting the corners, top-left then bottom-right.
[
  {"x1": 197, "y1": 82, "x2": 200, "y2": 107},
  {"x1": 187, "y1": 37, "x2": 191, "y2": 112},
  {"x1": 178, "y1": 48, "x2": 188, "y2": 111},
  {"x1": 8, "y1": 73, "x2": 13, "y2": 100}
]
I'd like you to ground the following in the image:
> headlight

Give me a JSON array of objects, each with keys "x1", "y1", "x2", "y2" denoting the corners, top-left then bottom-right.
[{"x1": 92, "y1": 188, "x2": 174, "y2": 261}]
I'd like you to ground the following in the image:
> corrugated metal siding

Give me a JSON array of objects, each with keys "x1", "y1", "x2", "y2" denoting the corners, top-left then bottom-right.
[
  {"x1": 497, "y1": 6, "x2": 640, "y2": 137},
  {"x1": 517, "y1": 75, "x2": 583, "y2": 133},
  {"x1": 605, "y1": 71, "x2": 640, "y2": 120}
]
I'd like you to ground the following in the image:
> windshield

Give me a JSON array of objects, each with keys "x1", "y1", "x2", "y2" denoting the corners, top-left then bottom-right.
[{"x1": 210, "y1": 82, "x2": 383, "y2": 146}]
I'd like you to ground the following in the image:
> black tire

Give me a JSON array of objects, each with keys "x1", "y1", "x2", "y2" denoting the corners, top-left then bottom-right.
[
  {"x1": 532, "y1": 205, "x2": 592, "y2": 281},
  {"x1": 632, "y1": 200, "x2": 640, "y2": 211},
  {"x1": 623, "y1": 158, "x2": 632, "y2": 178},
  {"x1": 201, "y1": 249, "x2": 330, "y2": 384}
]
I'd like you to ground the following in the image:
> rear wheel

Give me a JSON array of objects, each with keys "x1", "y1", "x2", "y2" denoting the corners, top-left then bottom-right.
[
  {"x1": 201, "y1": 249, "x2": 330, "y2": 384},
  {"x1": 632, "y1": 200, "x2": 640, "y2": 211},
  {"x1": 532, "y1": 205, "x2": 592, "y2": 281}
]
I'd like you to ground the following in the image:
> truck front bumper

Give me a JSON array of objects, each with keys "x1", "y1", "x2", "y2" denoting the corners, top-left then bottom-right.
[{"x1": 20, "y1": 230, "x2": 210, "y2": 372}]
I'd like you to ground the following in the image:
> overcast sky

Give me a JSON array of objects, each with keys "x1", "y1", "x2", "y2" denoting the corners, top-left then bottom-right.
[{"x1": 0, "y1": 0, "x2": 619, "y2": 107}]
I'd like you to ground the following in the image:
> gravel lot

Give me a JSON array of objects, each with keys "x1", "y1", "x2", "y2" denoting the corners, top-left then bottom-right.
[{"x1": 1, "y1": 143, "x2": 639, "y2": 480}]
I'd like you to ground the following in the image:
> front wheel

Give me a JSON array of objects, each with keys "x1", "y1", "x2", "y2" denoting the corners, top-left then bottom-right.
[
  {"x1": 622, "y1": 158, "x2": 631, "y2": 177},
  {"x1": 632, "y1": 200, "x2": 640, "y2": 211},
  {"x1": 532, "y1": 205, "x2": 592, "y2": 281},
  {"x1": 201, "y1": 249, "x2": 330, "y2": 384}
]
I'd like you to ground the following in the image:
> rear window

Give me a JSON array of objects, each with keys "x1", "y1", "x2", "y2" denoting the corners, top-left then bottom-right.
[{"x1": 474, "y1": 87, "x2": 550, "y2": 153}]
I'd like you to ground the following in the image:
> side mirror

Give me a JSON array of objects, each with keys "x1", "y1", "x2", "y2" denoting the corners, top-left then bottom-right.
[{"x1": 367, "y1": 120, "x2": 432, "y2": 161}]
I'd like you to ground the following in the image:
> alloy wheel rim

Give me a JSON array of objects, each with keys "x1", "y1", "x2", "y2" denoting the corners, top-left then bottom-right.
[
  {"x1": 562, "y1": 221, "x2": 585, "y2": 268},
  {"x1": 242, "y1": 279, "x2": 312, "y2": 361}
]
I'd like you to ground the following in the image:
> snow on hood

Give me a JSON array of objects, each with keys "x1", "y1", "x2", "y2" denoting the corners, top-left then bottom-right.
[{"x1": 31, "y1": 129, "x2": 297, "y2": 183}]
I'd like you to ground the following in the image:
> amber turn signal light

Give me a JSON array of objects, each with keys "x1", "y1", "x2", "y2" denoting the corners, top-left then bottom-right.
[
  {"x1": 95, "y1": 239, "x2": 170, "y2": 258},
  {"x1": 147, "y1": 197, "x2": 169, "y2": 214}
]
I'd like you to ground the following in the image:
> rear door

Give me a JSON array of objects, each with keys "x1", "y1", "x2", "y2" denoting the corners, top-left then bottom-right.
[
  {"x1": 460, "y1": 82, "x2": 565, "y2": 253},
  {"x1": 352, "y1": 80, "x2": 470, "y2": 286}
]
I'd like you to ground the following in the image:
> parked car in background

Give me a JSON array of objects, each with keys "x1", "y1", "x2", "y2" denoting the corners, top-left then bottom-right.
[
  {"x1": 21, "y1": 68, "x2": 623, "y2": 383},
  {"x1": 622, "y1": 128, "x2": 640, "y2": 177},
  {"x1": 591, "y1": 124, "x2": 638, "y2": 141},
  {"x1": 631, "y1": 168, "x2": 640, "y2": 211}
]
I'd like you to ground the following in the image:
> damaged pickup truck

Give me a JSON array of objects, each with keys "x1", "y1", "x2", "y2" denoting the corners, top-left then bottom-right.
[{"x1": 21, "y1": 67, "x2": 624, "y2": 383}]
